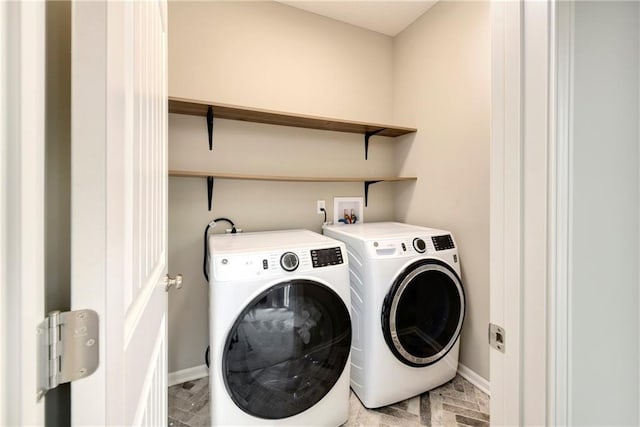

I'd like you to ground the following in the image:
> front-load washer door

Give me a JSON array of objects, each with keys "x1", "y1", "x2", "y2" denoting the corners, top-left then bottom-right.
[
  {"x1": 223, "y1": 280, "x2": 351, "y2": 420},
  {"x1": 381, "y1": 259, "x2": 465, "y2": 367}
]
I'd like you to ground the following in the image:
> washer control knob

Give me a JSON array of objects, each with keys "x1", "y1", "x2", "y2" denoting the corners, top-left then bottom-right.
[
  {"x1": 413, "y1": 238, "x2": 427, "y2": 253},
  {"x1": 280, "y1": 252, "x2": 299, "y2": 272}
]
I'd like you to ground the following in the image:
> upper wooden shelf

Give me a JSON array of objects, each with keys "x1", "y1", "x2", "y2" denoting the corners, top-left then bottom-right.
[
  {"x1": 168, "y1": 97, "x2": 417, "y2": 138},
  {"x1": 169, "y1": 170, "x2": 417, "y2": 183}
]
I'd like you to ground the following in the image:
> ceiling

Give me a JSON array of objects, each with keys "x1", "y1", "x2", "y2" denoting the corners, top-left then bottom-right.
[{"x1": 274, "y1": 1, "x2": 438, "y2": 37}]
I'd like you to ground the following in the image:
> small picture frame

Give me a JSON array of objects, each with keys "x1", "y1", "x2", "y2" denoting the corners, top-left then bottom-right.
[{"x1": 333, "y1": 197, "x2": 364, "y2": 225}]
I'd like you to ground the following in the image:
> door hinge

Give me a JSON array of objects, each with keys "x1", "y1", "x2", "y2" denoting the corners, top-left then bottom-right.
[
  {"x1": 37, "y1": 310, "x2": 99, "y2": 400},
  {"x1": 489, "y1": 323, "x2": 506, "y2": 353}
]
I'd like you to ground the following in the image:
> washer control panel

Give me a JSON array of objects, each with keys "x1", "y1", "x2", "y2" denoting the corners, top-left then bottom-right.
[
  {"x1": 432, "y1": 234, "x2": 455, "y2": 251},
  {"x1": 212, "y1": 244, "x2": 346, "y2": 281},
  {"x1": 310, "y1": 247, "x2": 343, "y2": 268}
]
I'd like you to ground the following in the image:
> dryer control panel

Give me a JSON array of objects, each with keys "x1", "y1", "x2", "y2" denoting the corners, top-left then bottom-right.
[{"x1": 365, "y1": 234, "x2": 456, "y2": 258}]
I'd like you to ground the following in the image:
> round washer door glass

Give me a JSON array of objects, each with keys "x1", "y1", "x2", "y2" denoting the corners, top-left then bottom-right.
[
  {"x1": 382, "y1": 259, "x2": 465, "y2": 367},
  {"x1": 223, "y1": 280, "x2": 351, "y2": 419}
]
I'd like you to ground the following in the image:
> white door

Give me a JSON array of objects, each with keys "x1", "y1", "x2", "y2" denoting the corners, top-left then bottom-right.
[{"x1": 71, "y1": 1, "x2": 169, "y2": 425}]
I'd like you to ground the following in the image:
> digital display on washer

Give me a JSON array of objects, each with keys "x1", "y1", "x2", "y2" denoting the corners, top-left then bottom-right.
[
  {"x1": 310, "y1": 247, "x2": 343, "y2": 268},
  {"x1": 432, "y1": 235, "x2": 455, "y2": 251}
]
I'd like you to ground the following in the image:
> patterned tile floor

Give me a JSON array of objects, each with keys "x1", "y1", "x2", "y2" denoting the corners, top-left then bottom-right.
[{"x1": 168, "y1": 374, "x2": 489, "y2": 426}]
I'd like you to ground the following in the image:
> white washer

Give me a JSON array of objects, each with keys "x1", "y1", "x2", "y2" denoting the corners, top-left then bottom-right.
[
  {"x1": 323, "y1": 222, "x2": 465, "y2": 408},
  {"x1": 208, "y1": 230, "x2": 351, "y2": 426}
]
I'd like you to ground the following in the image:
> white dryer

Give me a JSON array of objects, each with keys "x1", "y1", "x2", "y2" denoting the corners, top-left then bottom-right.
[
  {"x1": 323, "y1": 222, "x2": 465, "y2": 408},
  {"x1": 208, "y1": 230, "x2": 351, "y2": 426}
]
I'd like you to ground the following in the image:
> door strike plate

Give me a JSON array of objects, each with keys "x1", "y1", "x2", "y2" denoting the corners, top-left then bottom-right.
[{"x1": 489, "y1": 323, "x2": 506, "y2": 353}]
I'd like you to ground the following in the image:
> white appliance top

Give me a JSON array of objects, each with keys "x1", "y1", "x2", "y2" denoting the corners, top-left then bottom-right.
[
  {"x1": 209, "y1": 229, "x2": 347, "y2": 282},
  {"x1": 323, "y1": 222, "x2": 448, "y2": 240},
  {"x1": 209, "y1": 229, "x2": 338, "y2": 254}
]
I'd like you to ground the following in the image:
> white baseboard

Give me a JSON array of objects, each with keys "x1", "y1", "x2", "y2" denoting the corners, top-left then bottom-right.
[
  {"x1": 457, "y1": 363, "x2": 490, "y2": 396},
  {"x1": 168, "y1": 363, "x2": 489, "y2": 397},
  {"x1": 168, "y1": 364, "x2": 209, "y2": 387}
]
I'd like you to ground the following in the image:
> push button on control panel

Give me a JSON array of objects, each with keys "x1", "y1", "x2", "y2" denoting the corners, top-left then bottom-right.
[
  {"x1": 262, "y1": 259, "x2": 268, "y2": 270},
  {"x1": 401, "y1": 243, "x2": 407, "y2": 251}
]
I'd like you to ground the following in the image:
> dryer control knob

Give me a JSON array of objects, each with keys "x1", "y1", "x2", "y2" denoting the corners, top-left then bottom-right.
[
  {"x1": 280, "y1": 252, "x2": 299, "y2": 272},
  {"x1": 413, "y1": 238, "x2": 427, "y2": 253}
]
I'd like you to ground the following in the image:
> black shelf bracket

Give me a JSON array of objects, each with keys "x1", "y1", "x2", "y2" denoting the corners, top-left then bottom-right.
[
  {"x1": 207, "y1": 106, "x2": 214, "y2": 150},
  {"x1": 364, "y1": 180, "x2": 381, "y2": 207},
  {"x1": 364, "y1": 129, "x2": 385, "y2": 160},
  {"x1": 207, "y1": 176, "x2": 214, "y2": 211}
]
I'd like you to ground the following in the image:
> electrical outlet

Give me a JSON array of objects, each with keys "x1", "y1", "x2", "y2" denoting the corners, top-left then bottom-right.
[{"x1": 316, "y1": 200, "x2": 325, "y2": 214}]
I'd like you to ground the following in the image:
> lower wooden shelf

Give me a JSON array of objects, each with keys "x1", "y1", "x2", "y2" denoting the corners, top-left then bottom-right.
[
  {"x1": 169, "y1": 170, "x2": 416, "y2": 183},
  {"x1": 168, "y1": 170, "x2": 417, "y2": 210}
]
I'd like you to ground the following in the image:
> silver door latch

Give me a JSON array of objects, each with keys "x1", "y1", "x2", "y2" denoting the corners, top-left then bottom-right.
[
  {"x1": 37, "y1": 309, "x2": 99, "y2": 400},
  {"x1": 164, "y1": 274, "x2": 183, "y2": 292},
  {"x1": 489, "y1": 323, "x2": 506, "y2": 353}
]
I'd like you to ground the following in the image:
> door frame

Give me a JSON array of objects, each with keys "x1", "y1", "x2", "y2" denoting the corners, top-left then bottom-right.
[
  {"x1": 548, "y1": 1, "x2": 572, "y2": 423},
  {"x1": 0, "y1": 1, "x2": 46, "y2": 425},
  {"x1": 0, "y1": 0, "x2": 570, "y2": 424},
  {"x1": 490, "y1": 0, "x2": 560, "y2": 424}
]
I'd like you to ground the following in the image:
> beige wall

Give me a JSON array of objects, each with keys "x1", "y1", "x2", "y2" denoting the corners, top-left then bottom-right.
[
  {"x1": 167, "y1": 1, "x2": 401, "y2": 373},
  {"x1": 45, "y1": 1, "x2": 71, "y2": 423},
  {"x1": 169, "y1": 1, "x2": 393, "y2": 123},
  {"x1": 168, "y1": 0, "x2": 491, "y2": 381},
  {"x1": 393, "y1": 1, "x2": 491, "y2": 380}
]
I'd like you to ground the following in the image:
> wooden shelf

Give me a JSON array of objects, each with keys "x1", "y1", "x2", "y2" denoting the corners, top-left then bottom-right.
[
  {"x1": 168, "y1": 96, "x2": 417, "y2": 138},
  {"x1": 169, "y1": 170, "x2": 417, "y2": 183},
  {"x1": 169, "y1": 170, "x2": 416, "y2": 210},
  {"x1": 168, "y1": 97, "x2": 418, "y2": 210}
]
